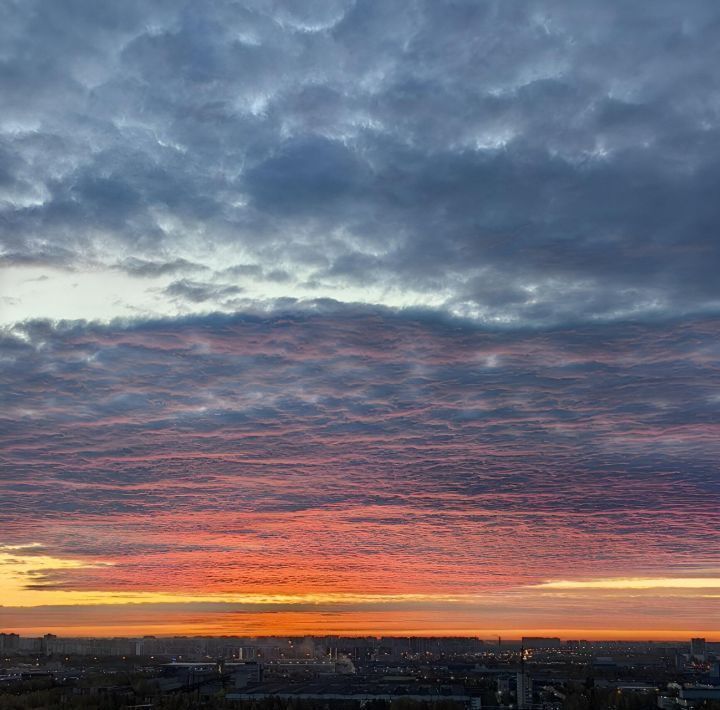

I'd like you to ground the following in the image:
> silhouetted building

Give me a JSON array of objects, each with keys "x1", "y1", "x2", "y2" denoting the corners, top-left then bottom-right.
[
  {"x1": 516, "y1": 671, "x2": 532, "y2": 709},
  {"x1": 226, "y1": 661, "x2": 263, "y2": 688},
  {"x1": 0, "y1": 633, "x2": 20, "y2": 653},
  {"x1": 522, "y1": 636, "x2": 561, "y2": 649},
  {"x1": 690, "y1": 638, "x2": 706, "y2": 659}
]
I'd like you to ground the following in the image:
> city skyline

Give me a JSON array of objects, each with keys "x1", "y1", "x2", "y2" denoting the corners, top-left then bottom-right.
[{"x1": 1, "y1": 1, "x2": 720, "y2": 640}]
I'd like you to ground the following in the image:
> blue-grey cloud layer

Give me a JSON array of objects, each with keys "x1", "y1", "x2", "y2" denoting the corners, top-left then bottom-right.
[{"x1": 2, "y1": 0, "x2": 720, "y2": 323}]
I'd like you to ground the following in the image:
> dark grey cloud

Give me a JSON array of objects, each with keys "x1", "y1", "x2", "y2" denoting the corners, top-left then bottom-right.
[
  {"x1": 2, "y1": 0, "x2": 720, "y2": 323},
  {"x1": 118, "y1": 257, "x2": 206, "y2": 277}
]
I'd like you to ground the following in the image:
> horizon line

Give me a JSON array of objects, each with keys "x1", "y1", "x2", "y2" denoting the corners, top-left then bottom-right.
[{"x1": 3, "y1": 632, "x2": 716, "y2": 642}]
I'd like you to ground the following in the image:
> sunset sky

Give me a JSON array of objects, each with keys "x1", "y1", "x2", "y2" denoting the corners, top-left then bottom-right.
[{"x1": 1, "y1": 0, "x2": 719, "y2": 639}]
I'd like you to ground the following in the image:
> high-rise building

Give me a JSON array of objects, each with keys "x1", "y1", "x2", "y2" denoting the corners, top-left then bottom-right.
[
  {"x1": 691, "y1": 638, "x2": 706, "y2": 659},
  {"x1": 42, "y1": 633, "x2": 58, "y2": 655},
  {"x1": 0, "y1": 633, "x2": 20, "y2": 653},
  {"x1": 516, "y1": 672, "x2": 533, "y2": 709}
]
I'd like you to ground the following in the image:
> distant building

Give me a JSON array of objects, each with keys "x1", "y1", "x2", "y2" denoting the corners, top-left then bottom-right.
[
  {"x1": 516, "y1": 672, "x2": 533, "y2": 709},
  {"x1": 18, "y1": 637, "x2": 42, "y2": 653},
  {"x1": 0, "y1": 633, "x2": 20, "y2": 653},
  {"x1": 42, "y1": 633, "x2": 57, "y2": 655},
  {"x1": 679, "y1": 686, "x2": 720, "y2": 707},
  {"x1": 226, "y1": 661, "x2": 263, "y2": 688},
  {"x1": 690, "y1": 638, "x2": 706, "y2": 659},
  {"x1": 497, "y1": 676, "x2": 512, "y2": 694},
  {"x1": 522, "y1": 637, "x2": 562, "y2": 649},
  {"x1": 235, "y1": 646, "x2": 258, "y2": 660}
]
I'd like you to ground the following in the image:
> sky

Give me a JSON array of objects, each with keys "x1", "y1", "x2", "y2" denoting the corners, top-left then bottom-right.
[{"x1": 1, "y1": 0, "x2": 719, "y2": 639}]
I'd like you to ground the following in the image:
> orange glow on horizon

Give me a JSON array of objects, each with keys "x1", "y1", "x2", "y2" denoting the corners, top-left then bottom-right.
[
  {"x1": 1, "y1": 546, "x2": 718, "y2": 639},
  {"x1": 3, "y1": 614, "x2": 718, "y2": 643}
]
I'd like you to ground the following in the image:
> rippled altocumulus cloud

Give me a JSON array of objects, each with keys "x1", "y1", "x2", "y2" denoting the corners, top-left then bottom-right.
[{"x1": 1, "y1": 309, "x2": 718, "y2": 599}]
